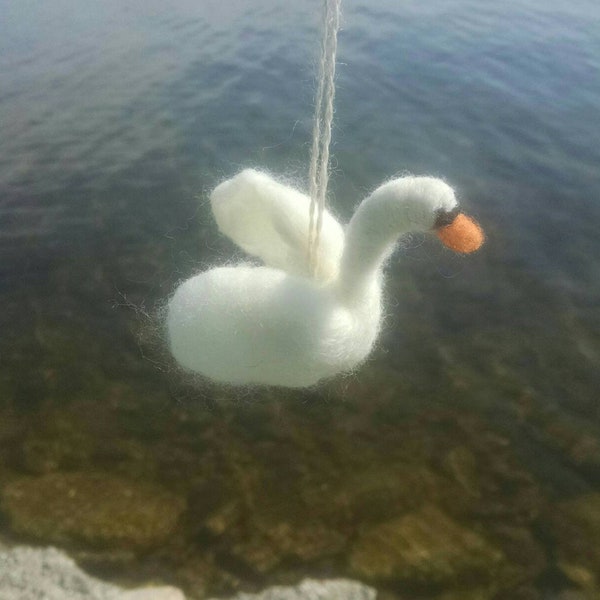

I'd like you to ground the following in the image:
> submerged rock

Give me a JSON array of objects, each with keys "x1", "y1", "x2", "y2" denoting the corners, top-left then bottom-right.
[
  {"x1": 0, "y1": 545, "x2": 185, "y2": 600},
  {"x1": 0, "y1": 383, "x2": 560, "y2": 597},
  {"x1": 1, "y1": 472, "x2": 185, "y2": 550},
  {"x1": 18, "y1": 409, "x2": 96, "y2": 474},
  {"x1": 230, "y1": 515, "x2": 348, "y2": 574},
  {"x1": 349, "y1": 504, "x2": 504, "y2": 584}
]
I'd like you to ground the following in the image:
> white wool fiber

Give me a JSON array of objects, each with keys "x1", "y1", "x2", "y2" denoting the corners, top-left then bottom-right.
[
  {"x1": 308, "y1": 0, "x2": 342, "y2": 273},
  {"x1": 167, "y1": 173, "x2": 458, "y2": 388},
  {"x1": 212, "y1": 169, "x2": 344, "y2": 283},
  {"x1": 167, "y1": 265, "x2": 380, "y2": 388}
]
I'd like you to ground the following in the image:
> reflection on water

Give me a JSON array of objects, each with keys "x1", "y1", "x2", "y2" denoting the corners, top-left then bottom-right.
[{"x1": 1, "y1": 0, "x2": 599, "y2": 598}]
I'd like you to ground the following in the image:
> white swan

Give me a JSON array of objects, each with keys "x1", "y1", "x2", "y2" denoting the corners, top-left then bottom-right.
[{"x1": 167, "y1": 169, "x2": 483, "y2": 388}]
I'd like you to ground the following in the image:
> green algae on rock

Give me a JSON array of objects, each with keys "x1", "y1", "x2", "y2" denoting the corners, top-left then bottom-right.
[
  {"x1": 20, "y1": 412, "x2": 95, "y2": 474},
  {"x1": 0, "y1": 370, "x2": 589, "y2": 599},
  {"x1": 548, "y1": 492, "x2": 600, "y2": 591},
  {"x1": 349, "y1": 504, "x2": 504, "y2": 584},
  {"x1": 1, "y1": 472, "x2": 185, "y2": 550},
  {"x1": 230, "y1": 518, "x2": 348, "y2": 574}
]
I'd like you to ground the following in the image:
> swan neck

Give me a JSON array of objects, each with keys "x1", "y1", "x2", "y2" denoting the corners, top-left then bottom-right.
[
  {"x1": 339, "y1": 177, "x2": 448, "y2": 299},
  {"x1": 335, "y1": 176, "x2": 457, "y2": 304},
  {"x1": 337, "y1": 190, "x2": 411, "y2": 303}
]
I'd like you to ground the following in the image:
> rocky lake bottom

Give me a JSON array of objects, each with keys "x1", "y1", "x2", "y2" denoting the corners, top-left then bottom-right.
[{"x1": 1, "y1": 272, "x2": 599, "y2": 599}]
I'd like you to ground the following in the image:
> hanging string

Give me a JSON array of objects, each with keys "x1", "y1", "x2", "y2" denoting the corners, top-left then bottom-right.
[{"x1": 307, "y1": 0, "x2": 341, "y2": 277}]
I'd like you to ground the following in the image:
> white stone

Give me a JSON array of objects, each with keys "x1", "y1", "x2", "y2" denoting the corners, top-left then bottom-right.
[
  {"x1": 0, "y1": 546, "x2": 186, "y2": 600},
  {"x1": 209, "y1": 578, "x2": 376, "y2": 600}
]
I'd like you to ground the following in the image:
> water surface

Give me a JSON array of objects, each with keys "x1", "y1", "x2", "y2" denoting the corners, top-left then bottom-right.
[{"x1": 1, "y1": 0, "x2": 599, "y2": 596}]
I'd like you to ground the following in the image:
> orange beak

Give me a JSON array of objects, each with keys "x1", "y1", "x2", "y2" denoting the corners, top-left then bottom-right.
[{"x1": 436, "y1": 213, "x2": 485, "y2": 254}]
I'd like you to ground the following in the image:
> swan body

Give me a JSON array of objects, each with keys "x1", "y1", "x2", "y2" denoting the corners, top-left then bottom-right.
[
  {"x1": 168, "y1": 264, "x2": 380, "y2": 387},
  {"x1": 167, "y1": 169, "x2": 478, "y2": 387}
]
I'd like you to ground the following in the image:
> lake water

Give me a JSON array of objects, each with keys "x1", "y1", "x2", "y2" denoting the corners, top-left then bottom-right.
[{"x1": 1, "y1": 0, "x2": 599, "y2": 597}]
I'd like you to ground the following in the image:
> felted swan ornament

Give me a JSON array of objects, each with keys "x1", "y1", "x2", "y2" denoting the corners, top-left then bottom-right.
[{"x1": 166, "y1": 169, "x2": 484, "y2": 387}]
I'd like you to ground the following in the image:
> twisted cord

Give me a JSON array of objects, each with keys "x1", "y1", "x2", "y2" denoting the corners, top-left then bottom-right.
[{"x1": 308, "y1": 0, "x2": 341, "y2": 277}]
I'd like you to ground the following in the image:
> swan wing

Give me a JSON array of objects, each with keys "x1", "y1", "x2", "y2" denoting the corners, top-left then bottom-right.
[{"x1": 210, "y1": 169, "x2": 344, "y2": 282}]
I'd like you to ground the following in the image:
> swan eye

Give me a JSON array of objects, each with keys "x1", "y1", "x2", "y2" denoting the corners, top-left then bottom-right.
[{"x1": 433, "y1": 206, "x2": 460, "y2": 229}]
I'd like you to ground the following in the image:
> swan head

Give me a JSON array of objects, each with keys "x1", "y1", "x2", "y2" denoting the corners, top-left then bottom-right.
[
  {"x1": 366, "y1": 176, "x2": 484, "y2": 253},
  {"x1": 338, "y1": 175, "x2": 484, "y2": 303},
  {"x1": 371, "y1": 176, "x2": 458, "y2": 231}
]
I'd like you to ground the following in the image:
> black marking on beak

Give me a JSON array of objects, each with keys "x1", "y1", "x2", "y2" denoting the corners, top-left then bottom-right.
[{"x1": 434, "y1": 206, "x2": 460, "y2": 229}]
